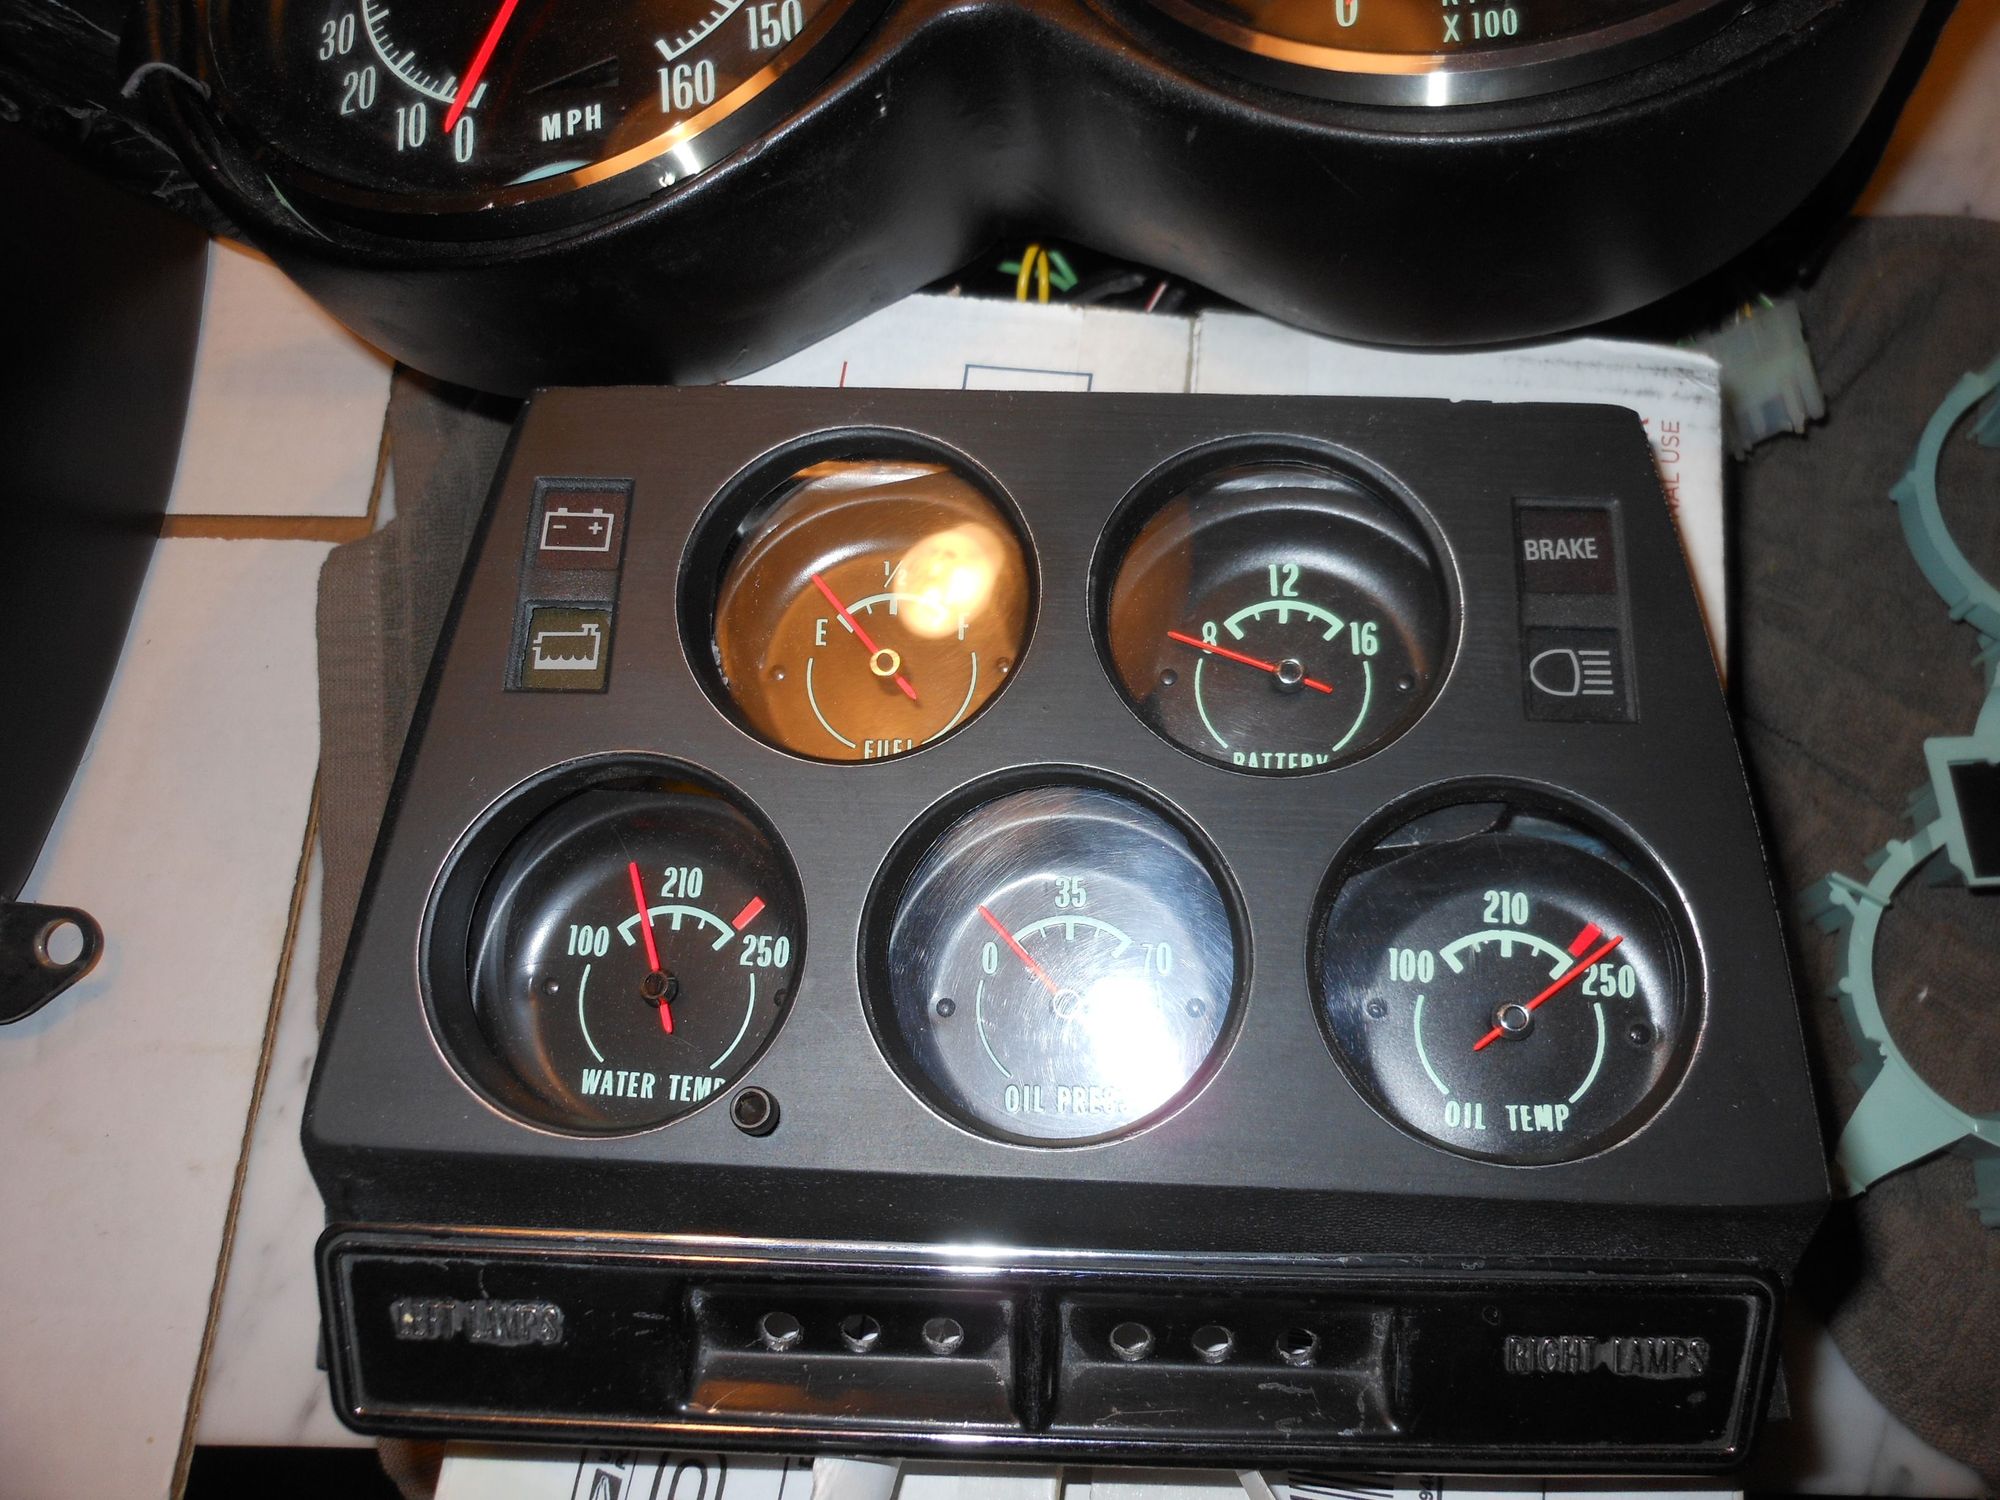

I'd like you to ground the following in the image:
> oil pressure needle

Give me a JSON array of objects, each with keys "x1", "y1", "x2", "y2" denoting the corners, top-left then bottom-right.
[
  {"x1": 810, "y1": 571, "x2": 919, "y2": 702},
  {"x1": 1166, "y1": 630, "x2": 1334, "y2": 694},
  {"x1": 1471, "y1": 931, "x2": 1623, "y2": 1052},
  {"x1": 627, "y1": 859, "x2": 674, "y2": 1034},
  {"x1": 977, "y1": 904, "x2": 1061, "y2": 998},
  {"x1": 442, "y1": 0, "x2": 521, "y2": 135}
]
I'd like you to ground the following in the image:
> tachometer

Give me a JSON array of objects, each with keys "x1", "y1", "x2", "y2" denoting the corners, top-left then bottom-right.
[{"x1": 1137, "y1": 0, "x2": 1743, "y2": 104}]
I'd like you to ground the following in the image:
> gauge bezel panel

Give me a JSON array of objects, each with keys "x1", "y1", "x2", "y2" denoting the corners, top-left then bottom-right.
[
  {"x1": 420, "y1": 753, "x2": 807, "y2": 1135},
  {"x1": 858, "y1": 768, "x2": 1252, "y2": 1147},
  {"x1": 311, "y1": 386, "x2": 1824, "y2": 1270},
  {"x1": 1309, "y1": 783, "x2": 1705, "y2": 1167},
  {"x1": 1092, "y1": 436, "x2": 1457, "y2": 777},
  {"x1": 680, "y1": 426, "x2": 1041, "y2": 766}
]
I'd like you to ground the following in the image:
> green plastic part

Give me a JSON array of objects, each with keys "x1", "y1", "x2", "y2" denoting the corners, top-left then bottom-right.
[{"x1": 1805, "y1": 352, "x2": 2000, "y2": 1225}]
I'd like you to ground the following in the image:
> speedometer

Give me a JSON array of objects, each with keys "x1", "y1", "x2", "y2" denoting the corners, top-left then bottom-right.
[
  {"x1": 203, "y1": 0, "x2": 878, "y2": 220},
  {"x1": 1137, "y1": 0, "x2": 1742, "y2": 104}
]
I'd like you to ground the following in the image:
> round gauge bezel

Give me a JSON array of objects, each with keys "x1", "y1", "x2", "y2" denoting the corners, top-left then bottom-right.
[
  {"x1": 1307, "y1": 780, "x2": 1705, "y2": 1167},
  {"x1": 1090, "y1": 435, "x2": 1459, "y2": 778},
  {"x1": 680, "y1": 427, "x2": 1040, "y2": 767},
  {"x1": 420, "y1": 753, "x2": 806, "y2": 1137},
  {"x1": 1111, "y1": 0, "x2": 1751, "y2": 107},
  {"x1": 858, "y1": 766, "x2": 1253, "y2": 1148},
  {"x1": 194, "y1": 0, "x2": 889, "y2": 236}
]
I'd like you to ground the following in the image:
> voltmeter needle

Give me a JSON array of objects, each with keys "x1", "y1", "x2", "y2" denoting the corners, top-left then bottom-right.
[
  {"x1": 627, "y1": 859, "x2": 673, "y2": 1034},
  {"x1": 810, "y1": 572, "x2": 919, "y2": 702},
  {"x1": 1166, "y1": 630, "x2": 1334, "y2": 693},
  {"x1": 1471, "y1": 930, "x2": 1622, "y2": 1052},
  {"x1": 977, "y1": 904, "x2": 1061, "y2": 997},
  {"x1": 443, "y1": 0, "x2": 520, "y2": 135}
]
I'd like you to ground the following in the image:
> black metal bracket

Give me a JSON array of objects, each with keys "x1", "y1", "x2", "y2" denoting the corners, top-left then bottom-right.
[{"x1": 0, "y1": 901, "x2": 105, "y2": 1024}]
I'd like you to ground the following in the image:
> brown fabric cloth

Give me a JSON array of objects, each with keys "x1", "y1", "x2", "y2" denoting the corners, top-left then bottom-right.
[
  {"x1": 1735, "y1": 216, "x2": 2000, "y2": 1485},
  {"x1": 315, "y1": 370, "x2": 515, "y2": 1022}
]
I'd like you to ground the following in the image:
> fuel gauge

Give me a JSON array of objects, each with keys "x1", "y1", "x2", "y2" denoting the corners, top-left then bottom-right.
[{"x1": 709, "y1": 457, "x2": 1032, "y2": 762}]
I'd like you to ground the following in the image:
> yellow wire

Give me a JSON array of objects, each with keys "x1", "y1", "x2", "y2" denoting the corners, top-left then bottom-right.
[{"x1": 1016, "y1": 243, "x2": 1039, "y2": 302}]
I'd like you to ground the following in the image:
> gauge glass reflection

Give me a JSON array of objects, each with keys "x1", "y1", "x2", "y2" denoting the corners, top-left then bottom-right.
[{"x1": 872, "y1": 784, "x2": 1240, "y2": 1143}]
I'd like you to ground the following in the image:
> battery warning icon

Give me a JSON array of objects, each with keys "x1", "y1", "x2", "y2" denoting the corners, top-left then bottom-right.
[{"x1": 540, "y1": 504, "x2": 618, "y2": 554}]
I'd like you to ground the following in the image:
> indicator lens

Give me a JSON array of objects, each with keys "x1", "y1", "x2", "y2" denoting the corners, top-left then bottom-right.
[
  {"x1": 710, "y1": 457, "x2": 1033, "y2": 763},
  {"x1": 869, "y1": 783, "x2": 1241, "y2": 1143},
  {"x1": 1102, "y1": 458, "x2": 1450, "y2": 774},
  {"x1": 1315, "y1": 801, "x2": 1693, "y2": 1165},
  {"x1": 446, "y1": 772, "x2": 805, "y2": 1132}
]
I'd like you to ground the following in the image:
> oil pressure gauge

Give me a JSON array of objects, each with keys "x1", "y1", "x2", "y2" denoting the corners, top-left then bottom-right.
[
  {"x1": 1103, "y1": 456, "x2": 1450, "y2": 774},
  {"x1": 1315, "y1": 799, "x2": 1695, "y2": 1165},
  {"x1": 867, "y1": 782, "x2": 1242, "y2": 1144}
]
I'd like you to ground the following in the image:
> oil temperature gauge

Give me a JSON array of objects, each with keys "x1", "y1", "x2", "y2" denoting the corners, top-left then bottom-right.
[
  {"x1": 710, "y1": 457, "x2": 1032, "y2": 762},
  {"x1": 435, "y1": 768, "x2": 805, "y2": 1133},
  {"x1": 868, "y1": 783, "x2": 1241, "y2": 1143},
  {"x1": 1315, "y1": 801, "x2": 1694, "y2": 1165},
  {"x1": 1103, "y1": 458, "x2": 1450, "y2": 774}
]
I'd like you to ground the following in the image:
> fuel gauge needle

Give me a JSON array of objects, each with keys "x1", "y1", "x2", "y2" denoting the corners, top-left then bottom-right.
[
  {"x1": 810, "y1": 571, "x2": 920, "y2": 702},
  {"x1": 627, "y1": 859, "x2": 673, "y2": 1034},
  {"x1": 977, "y1": 904, "x2": 1061, "y2": 997},
  {"x1": 443, "y1": 0, "x2": 521, "y2": 135}
]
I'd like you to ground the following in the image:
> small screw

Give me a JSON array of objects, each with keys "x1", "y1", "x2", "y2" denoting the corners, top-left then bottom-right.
[
  {"x1": 758, "y1": 1310, "x2": 803, "y2": 1351},
  {"x1": 731, "y1": 1087, "x2": 779, "y2": 1136},
  {"x1": 1109, "y1": 1321, "x2": 1155, "y2": 1362},
  {"x1": 1192, "y1": 1324, "x2": 1235, "y2": 1364},
  {"x1": 1628, "y1": 1022, "x2": 1655, "y2": 1047},
  {"x1": 935, "y1": 997, "x2": 957, "y2": 1019},
  {"x1": 922, "y1": 1316, "x2": 965, "y2": 1355},
  {"x1": 1276, "y1": 1327, "x2": 1320, "y2": 1367},
  {"x1": 1365, "y1": 997, "x2": 1388, "y2": 1020},
  {"x1": 839, "y1": 1313, "x2": 881, "y2": 1352}
]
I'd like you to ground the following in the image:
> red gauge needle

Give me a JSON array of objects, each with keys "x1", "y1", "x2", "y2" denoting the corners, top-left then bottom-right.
[
  {"x1": 1166, "y1": 630, "x2": 1334, "y2": 694},
  {"x1": 627, "y1": 859, "x2": 673, "y2": 1034},
  {"x1": 976, "y1": 904, "x2": 1061, "y2": 998},
  {"x1": 442, "y1": 0, "x2": 520, "y2": 135},
  {"x1": 1471, "y1": 930, "x2": 1623, "y2": 1052},
  {"x1": 810, "y1": 572, "x2": 919, "y2": 703}
]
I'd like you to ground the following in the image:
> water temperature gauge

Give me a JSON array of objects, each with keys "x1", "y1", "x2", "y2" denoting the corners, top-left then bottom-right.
[
  {"x1": 1103, "y1": 458, "x2": 1450, "y2": 774},
  {"x1": 1315, "y1": 800, "x2": 1695, "y2": 1165},
  {"x1": 710, "y1": 458, "x2": 1032, "y2": 762},
  {"x1": 868, "y1": 783, "x2": 1242, "y2": 1144},
  {"x1": 435, "y1": 766, "x2": 805, "y2": 1133}
]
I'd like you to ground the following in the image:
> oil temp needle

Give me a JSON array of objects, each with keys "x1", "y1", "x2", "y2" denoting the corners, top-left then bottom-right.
[
  {"x1": 627, "y1": 860, "x2": 673, "y2": 1034},
  {"x1": 1471, "y1": 931, "x2": 1623, "y2": 1052},
  {"x1": 810, "y1": 571, "x2": 920, "y2": 702}
]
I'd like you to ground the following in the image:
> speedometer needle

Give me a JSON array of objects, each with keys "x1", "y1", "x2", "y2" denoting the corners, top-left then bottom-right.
[
  {"x1": 443, "y1": 0, "x2": 521, "y2": 135},
  {"x1": 627, "y1": 859, "x2": 673, "y2": 1034},
  {"x1": 1470, "y1": 931, "x2": 1623, "y2": 1052},
  {"x1": 810, "y1": 571, "x2": 920, "y2": 702},
  {"x1": 977, "y1": 904, "x2": 1061, "y2": 998},
  {"x1": 1166, "y1": 630, "x2": 1334, "y2": 694}
]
